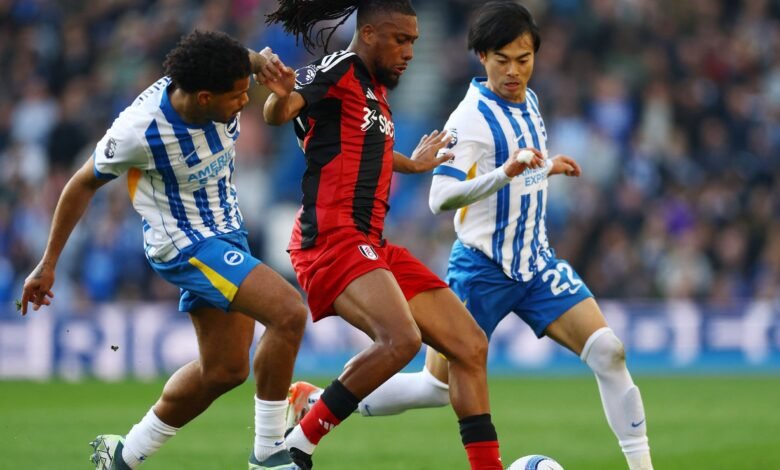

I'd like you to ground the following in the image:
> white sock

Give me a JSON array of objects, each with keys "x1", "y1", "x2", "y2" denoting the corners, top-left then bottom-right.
[
  {"x1": 309, "y1": 388, "x2": 324, "y2": 403},
  {"x1": 581, "y1": 327, "x2": 653, "y2": 470},
  {"x1": 358, "y1": 367, "x2": 450, "y2": 416},
  {"x1": 122, "y1": 409, "x2": 179, "y2": 468},
  {"x1": 285, "y1": 424, "x2": 317, "y2": 455},
  {"x1": 254, "y1": 396, "x2": 288, "y2": 461}
]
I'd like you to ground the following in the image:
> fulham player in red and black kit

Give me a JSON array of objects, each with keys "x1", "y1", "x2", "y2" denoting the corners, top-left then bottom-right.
[{"x1": 260, "y1": 1, "x2": 504, "y2": 469}]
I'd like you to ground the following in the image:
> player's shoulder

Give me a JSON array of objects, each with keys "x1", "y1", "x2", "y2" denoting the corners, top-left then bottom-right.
[
  {"x1": 525, "y1": 87, "x2": 541, "y2": 110},
  {"x1": 113, "y1": 78, "x2": 168, "y2": 128},
  {"x1": 443, "y1": 81, "x2": 492, "y2": 138},
  {"x1": 105, "y1": 106, "x2": 147, "y2": 141},
  {"x1": 295, "y1": 50, "x2": 356, "y2": 88},
  {"x1": 453, "y1": 79, "x2": 493, "y2": 114},
  {"x1": 129, "y1": 77, "x2": 170, "y2": 111},
  {"x1": 104, "y1": 94, "x2": 163, "y2": 153}
]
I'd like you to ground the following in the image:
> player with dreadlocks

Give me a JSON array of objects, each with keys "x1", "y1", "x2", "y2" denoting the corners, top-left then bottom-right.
[{"x1": 260, "y1": 1, "x2": 505, "y2": 469}]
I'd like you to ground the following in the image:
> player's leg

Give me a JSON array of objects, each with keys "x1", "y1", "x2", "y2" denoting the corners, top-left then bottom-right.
[
  {"x1": 544, "y1": 298, "x2": 653, "y2": 470},
  {"x1": 350, "y1": 240, "x2": 511, "y2": 420},
  {"x1": 230, "y1": 263, "x2": 308, "y2": 465},
  {"x1": 409, "y1": 288, "x2": 490, "y2": 417},
  {"x1": 355, "y1": 346, "x2": 450, "y2": 416},
  {"x1": 115, "y1": 305, "x2": 255, "y2": 469},
  {"x1": 408, "y1": 287, "x2": 502, "y2": 470},
  {"x1": 111, "y1": 235, "x2": 304, "y2": 469},
  {"x1": 424, "y1": 345, "x2": 450, "y2": 382},
  {"x1": 285, "y1": 346, "x2": 447, "y2": 428},
  {"x1": 285, "y1": 268, "x2": 423, "y2": 462}
]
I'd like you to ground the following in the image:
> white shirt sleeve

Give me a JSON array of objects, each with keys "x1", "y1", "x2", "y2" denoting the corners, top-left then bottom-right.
[
  {"x1": 429, "y1": 167, "x2": 511, "y2": 215},
  {"x1": 92, "y1": 111, "x2": 148, "y2": 179},
  {"x1": 431, "y1": 102, "x2": 493, "y2": 182},
  {"x1": 429, "y1": 101, "x2": 511, "y2": 214}
]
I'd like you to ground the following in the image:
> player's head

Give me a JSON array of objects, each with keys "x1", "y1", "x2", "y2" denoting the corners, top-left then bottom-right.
[
  {"x1": 266, "y1": 0, "x2": 418, "y2": 89},
  {"x1": 468, "y1": 1, "x2": 540, "y2": 103},
  {"x1": 163, "y1": 30, "x2": 251, "y2": 123}
]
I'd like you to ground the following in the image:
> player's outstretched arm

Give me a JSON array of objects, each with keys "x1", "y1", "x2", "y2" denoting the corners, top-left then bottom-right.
[
  {"x1": 429, "y1": 171, "x2": 510, "y2": 214},
  {"x1": 428, "y1": 147, "x2": 546, "y2": 214},
  {"x1": 20, "y1": 156, "x2": 110, "y2": 315},
  {"x1": 393, "y1": 130, "x2": 454, "y2": 174}
]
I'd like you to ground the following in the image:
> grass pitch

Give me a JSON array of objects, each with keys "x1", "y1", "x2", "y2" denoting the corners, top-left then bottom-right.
[{"x1": 1, "y1": 376, "x2": 778, "y2": 469}]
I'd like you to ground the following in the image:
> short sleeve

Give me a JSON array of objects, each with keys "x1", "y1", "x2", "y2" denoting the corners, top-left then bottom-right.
[
  {"x1": 293, "y1": 52, "x2": 354, "y2": 108},
  {"x1": 433, "y1": 106, "x2": 493, "y2": 181},
  {"x1": 92, "y1": 113, "x2": 147, "y2": 179}
]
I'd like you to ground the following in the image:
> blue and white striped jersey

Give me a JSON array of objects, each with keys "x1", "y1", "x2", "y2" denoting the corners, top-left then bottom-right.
[
  {"x1": 93, "y1": 77, "x2": 244, "y2": 263},
  {"x1": 433, "y1": 78, "x2": 554, "y2": 282}
]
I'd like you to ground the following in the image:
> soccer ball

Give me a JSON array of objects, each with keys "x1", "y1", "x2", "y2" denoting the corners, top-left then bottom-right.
[{"x1": 507, "y1": 454, "x2": 564, "y2": 470}]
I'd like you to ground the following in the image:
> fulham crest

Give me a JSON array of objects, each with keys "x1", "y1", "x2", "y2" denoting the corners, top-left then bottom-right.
[{"x1": 358, "y1": 244, "x2": 378, "y2": 260}]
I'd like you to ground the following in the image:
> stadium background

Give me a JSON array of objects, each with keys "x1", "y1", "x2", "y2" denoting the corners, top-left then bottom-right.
[{"x1": 1, "y1": 0, "x2": 779, "y2": 468}]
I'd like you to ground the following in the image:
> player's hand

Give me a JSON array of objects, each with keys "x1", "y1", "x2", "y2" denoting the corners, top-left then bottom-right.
[
  {"x1": 503, "y1": 147, "x2": 545, "y2": 178},
  {"x1": 548, "y1": 154, "x2": 581, "y2": 177},
  {"x1": 408, "y1": 130, "x2": 454, "y2": 173},
  {"x1": 20, "y1": 261, "x2": 55, "y2": 315},
  {"x1": 253, "y1": 47, "x2": 296, "y2": 98}
]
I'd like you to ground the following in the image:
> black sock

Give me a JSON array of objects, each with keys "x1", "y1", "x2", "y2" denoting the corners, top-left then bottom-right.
[
  {"x1": 320, "y1": 379, "x2": 360, "y2": 421},
  {"x1": 459, "y1": 413, "x2": 498, "y2": 445}
]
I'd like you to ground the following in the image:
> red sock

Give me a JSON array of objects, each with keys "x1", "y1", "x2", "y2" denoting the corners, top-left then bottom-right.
[
  {"x1": 298, "y1": 398, "x2": 343, "y2": 445},
  {"x1": 464, "y1": 441, "x2": 503, "y2": 470}
]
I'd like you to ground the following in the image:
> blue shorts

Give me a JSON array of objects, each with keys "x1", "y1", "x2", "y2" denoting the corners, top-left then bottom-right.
[
  {"x1": 149, "y1": 231, "x2": 261, "y2": 312},
  {"x1": 447, "y1": 240, "x2": 593, "y2": 338}
]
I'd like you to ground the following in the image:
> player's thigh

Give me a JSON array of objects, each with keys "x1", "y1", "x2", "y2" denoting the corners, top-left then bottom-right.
[
  {"x1": 332, "y1": 268, "x2": 419, "y2": 341},
  {"x1": 544, "y1": 297, "x2": 607, "y2": 355},
  {"x1": 189, "y1": 305, "x2": 255, "y2": 373},
  {"x1": 408, "y1": 287, "x2": 487, "y2": 361},
  {"x1": 231, "y1": 263, "x2": 305, "y2": 327},
  {"x1": 446, "y1": 241, "x2": 518, "y2": 338}
]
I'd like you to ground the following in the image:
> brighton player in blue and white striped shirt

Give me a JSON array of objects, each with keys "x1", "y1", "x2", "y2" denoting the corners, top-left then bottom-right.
[
  {"x1": 287, "y1": 2, "x2": 654, "y2": 469},
  {"x1": 21, "y1": 31, "x2": 306, "y2": 470}
]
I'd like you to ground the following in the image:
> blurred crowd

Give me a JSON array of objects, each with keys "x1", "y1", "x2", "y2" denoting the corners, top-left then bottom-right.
[{"x1": 1, "y1": 0, "x2": 778, "y2": 310}]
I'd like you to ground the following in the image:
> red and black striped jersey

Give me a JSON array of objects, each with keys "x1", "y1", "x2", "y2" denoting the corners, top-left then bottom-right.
[{"x1": 288, "y1": 50, "x2": 396, "y2": 250}]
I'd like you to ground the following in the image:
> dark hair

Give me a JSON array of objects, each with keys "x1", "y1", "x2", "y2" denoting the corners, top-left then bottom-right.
[
  {"x1": 468, "y1": 1, "x2": 540, "y2": 54},
  {"x1": 163, "y1": 30, "x2": 250, "y2": 94},
  {"x1": 266, "y1": 0, "x2": 416, "y2": 53}
]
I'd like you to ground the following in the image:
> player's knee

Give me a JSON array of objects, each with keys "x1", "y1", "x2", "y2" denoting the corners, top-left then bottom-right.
[
  {"x1": 379, "y1": 329, "x2": 422, "y2": 367},
  {"x1": 202, "y1": 362, "x2": 249, "y2": 394},
  {"x1": 582, "y1": 328, "x2": 625, "y2": 374},
  {"x1": 203, "y1": 364, "x2": 249, "y2": 395},
  {"x1": 267, "y1": 297, "x2": 308, "y2": 336},
  {"x1": 466, "y1": 334, "x2": 489, "y2": 369},
  {"x1": 450, "y1": 328, "x2": 488, "y2": 370},
  {"x1": 278, "y1": 299, "x2": 308, "y2": 335}
]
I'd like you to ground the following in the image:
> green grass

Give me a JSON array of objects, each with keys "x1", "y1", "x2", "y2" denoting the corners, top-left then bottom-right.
[{"x1": 1, "y1": 376, "x2": 778, "y2": 469}]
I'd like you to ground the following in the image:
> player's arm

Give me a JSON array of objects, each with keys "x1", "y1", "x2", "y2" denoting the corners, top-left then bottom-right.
[
  {"x1": 253, "y1": 47, "x2": 304, "y2": 125},
  {"x1": 393, "y1": 130, "x2": 454, "y2": 174},
  {"x1": 264, "y1": 90, "x2": 305, "y2": 125},
  {"x1": 20, "y1": 156, "x2": 111, "y2": 315},
  {"x1": 429, "y1": 148, "x2": 545, "y2": 214},
  {"x1": 547, "y1": 154, "x2": 581, "y2": 177}
]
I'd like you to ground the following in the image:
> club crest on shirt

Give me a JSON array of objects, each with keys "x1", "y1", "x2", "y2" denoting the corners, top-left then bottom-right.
[
  {"x1": 105, "y1": 138, "x2": 117, "y2": 159},
  {"x1": 358, "y1": 244, "x2": 378, "y2": 260},
  {"x1": 295, "y1": 65, "x2": 317, "y2": 88},
  {"x1": 446, "y1": 128, "x2": 458, "y2": 149}
]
